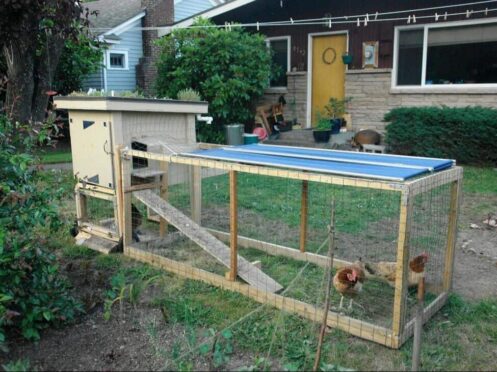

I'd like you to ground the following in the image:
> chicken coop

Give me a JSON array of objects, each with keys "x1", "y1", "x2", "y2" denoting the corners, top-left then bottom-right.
[
  {"x1": 54, "y1": 96, "x2": 209, "y2": 253},
  {"x1": 115, "y1": 143, "x2": 462, "y2": 349}
]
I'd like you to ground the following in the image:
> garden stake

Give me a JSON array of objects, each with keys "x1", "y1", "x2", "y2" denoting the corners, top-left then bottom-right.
[
  {"x1": 313, "y1": 200, "x2": 336, "y2": 371},
  {"x1": 412, "y1": 277, "x2": 425, "y2": 371}
]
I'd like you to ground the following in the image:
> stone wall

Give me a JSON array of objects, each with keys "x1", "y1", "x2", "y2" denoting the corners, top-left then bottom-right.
[
  {"x1": 258, "y1": 72, "x2": 307, "y2": 126},
  {"x1": 345, "y1": 69, "x2": 497, "y2": 132}
]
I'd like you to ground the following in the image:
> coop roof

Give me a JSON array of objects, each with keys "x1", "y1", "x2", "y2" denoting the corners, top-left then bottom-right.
[{"x1": 184, "y1": 144, "x2": 454, "y2": 181}]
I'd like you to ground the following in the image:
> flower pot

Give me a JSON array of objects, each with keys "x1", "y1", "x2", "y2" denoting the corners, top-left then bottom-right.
[
  {"x1": 342, "y1": 54, "x2": 353, "y2": 65},
  {"x1": 330, "y1": 118, "x2": 342, "y2": 134},
  {"x1": 313, "y1": 130, "x2": 331, "y2": 143}
]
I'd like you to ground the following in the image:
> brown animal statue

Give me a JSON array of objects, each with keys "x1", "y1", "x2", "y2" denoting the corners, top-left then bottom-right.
[{"x1": 352, "y1": 129, "x2": 381, "y2": 148}]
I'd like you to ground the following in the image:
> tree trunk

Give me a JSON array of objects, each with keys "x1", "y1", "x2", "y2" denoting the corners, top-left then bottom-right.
[
  {"x1": 32, "y1": 33, "x2": 65, "y2": 123},
  {"x1": 3, "y1": 41, "x2": 36, "y2": 124}
]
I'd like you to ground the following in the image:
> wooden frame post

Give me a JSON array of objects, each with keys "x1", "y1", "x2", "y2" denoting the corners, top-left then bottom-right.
[
  {"x1": 443, "y1": 178, "x2": 461, "y2": 291},
  {"x1": 392, "y1": 188, "x2": 413, "y2": 339},
  {"x1": 121, "y1": 150, "x2": 133, "y2": 251},
  {"x1": 229, "y1": 170, "x2": 238, "y2": 281},
  {"x1": 190, "y1": 165, "x2": 202, "y2": 225},
  {"x1": 159, "y1": 162, "x2": 169, "y2": 237},
  {"x1": 75, "y1": 186, "x2": 88, "y2": 224},
  {"x1": 113, "y1": 145, "x2": 124, "y2": 237},
  {"x1": 299, "y1": 180, "x2": 309, "y2": 253}
]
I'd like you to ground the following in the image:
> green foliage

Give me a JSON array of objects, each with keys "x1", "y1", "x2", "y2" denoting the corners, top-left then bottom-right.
[
  {"x1": 384, "y1": 106, "x2": 497, "y2": 164},
  {"x1": 314, "y1": 112, "x2": 331, "y2": 131},
  {"x1": 0, "y1": 115, "x2": 80, "y2": 347},
  {"x1": 2, "y1": 358, "x2": 30, "y2": 372},
  {"x1": 68, "y1": 90, "x2": 146, "y2": 98},
  {"x1": 177, "y1": 88, "x2": 202, "y2": 102},
  {"x1": 324, "y1": 97, "x2": 351, "y2": 119},
  {"x1": 54, "y1": 28, "x2": 103, "y2": 95},
  {"x1": 156, "y1": 18, "x2": 273, "y2": 143}
]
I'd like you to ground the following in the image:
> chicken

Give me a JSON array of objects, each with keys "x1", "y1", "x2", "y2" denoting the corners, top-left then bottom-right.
[
  {"x1": 364, "y1": 252, "x2": 429, "y2": 288},
  {"x1": 131, "y1": 203, "x2": 142, "y2": 242},
  {"x1": 333, "y1": 263, "x2": 366, "y2": 311}
]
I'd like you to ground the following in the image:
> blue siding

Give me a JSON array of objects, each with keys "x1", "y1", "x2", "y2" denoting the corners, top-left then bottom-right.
[
  {"x1": 175, "y1": 0, "x2": 214, "y2": 22},
  {"x1": 82, "y1": 18, "x2": 143, "y2": 92}
]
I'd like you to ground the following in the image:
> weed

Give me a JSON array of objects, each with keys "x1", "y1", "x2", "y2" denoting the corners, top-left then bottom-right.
[
  {"x1": 62, "y1": 245, "x2": 97, "y2": 259},
  {"x1": 94, "y1": 254, "x2": 121, "y2": 270}
]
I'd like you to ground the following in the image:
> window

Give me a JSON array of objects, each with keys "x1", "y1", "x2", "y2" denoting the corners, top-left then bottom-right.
[
  {"x1": 394, "y1": 20, "x2": 497, "y2": 88},
  {"x1": 266, "y1": 37, "x2": 290, "y2": 87},
  {"x1": 106, "y1": 51, "x2": 128, "y2": 70}
]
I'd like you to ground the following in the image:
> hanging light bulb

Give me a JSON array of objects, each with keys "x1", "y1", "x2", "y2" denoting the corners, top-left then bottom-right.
[
  {"x1": 290, "y1": 17, "x2": 294, "y2": 24},
  {"x1": 407, "y1": 15, "x2": 411, "y2": 24},
  {"x1": 329, "y1": 18, "x2": 332, "y2": 28},
  {"x1": 435, "y1": 12, "x2": 439, "y2": 21},
  {"x1": 413, "y1": 14, "x2": 416, "y2": 23},
  {"x1": 256, "y1": 21, "x2": 259, "y2": 31},
  {"x1": 364, "y1": 17, "x2": 368, "y2": 26},
  {"x1": 374, "y1": 11, "x2": 379, "y2": 20},
  {"x1": 444, "y1": 12, "x2": 448, "y2": 20},
  {"x1": 485, "y1": 8, "x2": 489, "y2": 16},
  {"x1": 357, "y1": 18, "x2": 360, "y2": 27},
  {"x1": 280, "y1": 0, "x2": 283, "y2": 8}
]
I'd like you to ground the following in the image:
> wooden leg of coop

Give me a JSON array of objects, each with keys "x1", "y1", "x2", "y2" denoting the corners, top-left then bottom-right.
[
  {"x1": 229, "y1": 170, "x2": 238, "y2": 281},
  {"x1": 159, "y1": 162, "x2": 169, "y2": 237},
  {"x1": 114, "y1": 145, "x2": 124, "y2": 237},
  {"x1": 392, "y1": 189, "x2": 413, "y2": 339},
  {"x1": 190, "y1": 165, "x2": 202, "y2": 225},
  {"x1": 443, "y1": 179, "x2": 461, "y2": 292},
  {"x1": 121, "y1": 152, "x2": 133, "y2": 251},
  {"x1": 299, "y1": 180, "x2": 308, "y2": 253},
  {"x1": 75, "y1": 186, "x2": 88, "y2": 223}
]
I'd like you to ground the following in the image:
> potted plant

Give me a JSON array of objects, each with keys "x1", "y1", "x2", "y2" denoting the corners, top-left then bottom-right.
[
  {"x1": 342, "y1": 52, "x2": 353, "y2": 65},
  {"x1": 312, "y1": 113, "x2": 332, "y2": 143},
  {"x1": 324, "y1": 97, "x2": 351, "y2": 134}
]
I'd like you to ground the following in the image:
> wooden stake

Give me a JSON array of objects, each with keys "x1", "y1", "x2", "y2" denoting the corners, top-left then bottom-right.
[
  {"x1": 121, "y1": 152, "x2": 133, "y2": 250},
  {"x1": 190, "y1": 165, "x2": 202, "y2": 225},
  {"x1": 229, "y1": 170, "x2": 238, "y2": 281},
  {"x1": 313, "y1": 200, "x2": 336, "y2": 371},
  {"x1": 412, "y1": 277, "x2": 425, "y2": 371},
  {"x1": 299, "y1": 180, "x2": 309, "y2": 253},
  {"x1": 113, "y1": 145, "x2": 124, "y2": 237}
]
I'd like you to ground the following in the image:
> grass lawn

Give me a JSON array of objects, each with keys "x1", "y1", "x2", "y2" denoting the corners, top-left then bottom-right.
[
  {"x1": 35, "y1": 147, "x2": 72, "y2": 164},
  {"x1": 10, "y1": 165, "x2": 496, "y2": 371}
]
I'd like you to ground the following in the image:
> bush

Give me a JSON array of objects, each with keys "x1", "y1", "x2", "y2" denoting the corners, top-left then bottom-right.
[
  {"x1": 384, "y1": 106, "x2": 497, "y2": 164},
  {"x1": 156, "y1": 18, "x2": 273, "y2": 143},
  {"x1": 0, "y1": 116, "x2": 80, "y2": 348}
]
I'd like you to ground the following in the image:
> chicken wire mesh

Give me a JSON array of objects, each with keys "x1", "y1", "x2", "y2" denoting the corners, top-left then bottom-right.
[{"x1": 119, "y1": 149, "x2": 460, "y2": 352}]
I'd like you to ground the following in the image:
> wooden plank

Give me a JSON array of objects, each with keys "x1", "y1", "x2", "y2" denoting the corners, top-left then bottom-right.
[
  {"x1": 114, "y1": 145, "x2": 124, "y2": 238},
  {"x1": 133, "y1": 190, "x2": 283, "y2": 293},
  {"x1": 392, "y1": 189, "x2": 413, "y2": 337},
  {"x1": 299, "y1": 180, "x2": 308, "y2": 253},
  {"x1": 190, "y1": 165, "x2": 202, "y2": 224},
  {"x1": 74, "y1": 185, "x2": 88, "y2": 222},
  {"x1": 208, "y1": 229, "x2": 352, "y2": 269},
  {"x1": 443, "y1": 179, "x2": 462, "y2": 291},
  {"x1": 77, "y1": 182, "x2": 115, "y2": 195},
  {"x1": 132, "y1": 168, "x2": 166, "y2": 179},
  {"x1": 124, "y1": 183, "x2": 161, "y2": 193},
  {"x1": 125, "y1": 245, "x2": 399, "y2": 348},
  {"x1": 124, "y1": 149, "x2": 404, "y2": 192},
  {"x1": 121, "y1": 154, "x2": 133, "y2": 250},
  {"x1": 80, "y1": 222, "x2": 119, "y2": 242},
  {"x1": 159, "y1": 161, "x2": 169, "y2": 238},
  {"x1": 78, "y1": 188, "x2": 115, "y2": 201},
  {"x1": 229, "y1": 171, "x2": 238, "y2": 281}
]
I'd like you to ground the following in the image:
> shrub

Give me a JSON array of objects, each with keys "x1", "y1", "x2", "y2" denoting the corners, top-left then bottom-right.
[
  {"x1": 156, "y1": 18, "x2": 273, "y2": 143},
  {"x1": 0, "y1": 116, "x2": 80, "y2": 348},
  {"x1": 384, "y1": 106, "x2": 497, "y2": 164},
  {"x1": 177, "y1": 88, "x2": 202, "y2": 102}
]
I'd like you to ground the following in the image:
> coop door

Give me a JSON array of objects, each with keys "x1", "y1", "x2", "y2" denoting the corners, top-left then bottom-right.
[{"x1": 69, "y1": 112, "x2": 115, "y2": 189}]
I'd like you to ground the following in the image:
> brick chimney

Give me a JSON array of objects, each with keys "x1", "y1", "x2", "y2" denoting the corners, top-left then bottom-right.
[{"x1": 137, "y1": 0, "x2": 174, "y2": 95}]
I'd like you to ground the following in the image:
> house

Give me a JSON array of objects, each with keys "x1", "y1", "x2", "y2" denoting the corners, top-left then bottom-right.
[
  {"x1": 83, "y1": 0, "x2": 223, "y2": 94},
  {"x1": 162, "y1": 0, "x2": 497, "y2": 131}
]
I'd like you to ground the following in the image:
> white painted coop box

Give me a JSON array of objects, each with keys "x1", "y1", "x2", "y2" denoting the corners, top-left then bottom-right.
[{"x1": 54, "y1": 96, "x2": 209, "y2": 253}]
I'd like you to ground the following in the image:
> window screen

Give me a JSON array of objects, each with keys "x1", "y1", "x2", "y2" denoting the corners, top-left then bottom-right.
[
  {"x1": 397, "y1": 29, "x2": 424, "y2": 86},
  {"x1": 268, "y1": 39, "x2": 289, "y2": 87},
  {"x1": 109, "y1": 53, "x2": 125, "y2": 68},
  {"x1": 426, "y1": 23, "x2": 497, "y2": 85}
]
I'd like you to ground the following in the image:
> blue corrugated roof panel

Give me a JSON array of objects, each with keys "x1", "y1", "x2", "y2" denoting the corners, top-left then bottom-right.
[{"x1": 184, "y1": 144, "x2": 455, "y2": 181}]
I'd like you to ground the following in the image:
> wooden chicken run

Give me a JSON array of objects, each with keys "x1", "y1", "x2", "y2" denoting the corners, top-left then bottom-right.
[
  {"x1": 113, "y1": 142, "x2": 462, "y2": 349},
  {"x1": 55, "y1": 94, "x2": 462, "y2": 349}
]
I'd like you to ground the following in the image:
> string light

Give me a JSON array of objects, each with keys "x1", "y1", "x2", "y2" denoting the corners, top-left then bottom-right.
[
  {"x1": 435, "y1": 12, "x2": 440, "y2": 21},
  {"x1": 256, "y1": 21, "x2": 259, "y2": 31},
  {"x1": 356, "y1": 18, "x2": 360, "y2": 27},
  {"x1": 413, "y1": 14, "x2": 417, "y2": 23},
  {"x1": 328, "y1": 18, "x2": 332, "y2": 28}
]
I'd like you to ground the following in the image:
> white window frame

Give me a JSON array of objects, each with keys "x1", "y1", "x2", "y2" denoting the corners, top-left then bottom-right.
[
  {"x1": 106, "y1": 50, "x2": 129, "y2": 70},
  {"x1": 266, "y1": 36, "x2": 291, "y2": 88},
  {"x1": 392, "y1": 17, "x2": 497, "y2": 92}
]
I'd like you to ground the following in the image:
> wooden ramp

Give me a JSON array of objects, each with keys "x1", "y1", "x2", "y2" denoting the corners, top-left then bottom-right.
[{"x1": 134, "y1": 190, "x2": 283, "y2": 293}]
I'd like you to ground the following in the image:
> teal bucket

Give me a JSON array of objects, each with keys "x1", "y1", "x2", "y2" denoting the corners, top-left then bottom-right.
[{"x1": 243, "y1": 134, "x2": 259, "y2": 145}]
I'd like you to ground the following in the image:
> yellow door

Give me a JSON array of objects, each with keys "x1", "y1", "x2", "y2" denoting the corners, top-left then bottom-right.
[{"x1": 311, "y1": 34, "x2": 347, "y2": 125}]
